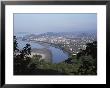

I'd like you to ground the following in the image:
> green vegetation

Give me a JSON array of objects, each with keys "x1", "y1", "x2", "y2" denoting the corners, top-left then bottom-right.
[{"x1": 14, "y1": 36, "x2": 97, "y2": 75}]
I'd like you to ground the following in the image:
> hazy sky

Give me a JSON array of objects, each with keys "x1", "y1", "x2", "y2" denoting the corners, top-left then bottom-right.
[{"x1": 14, "y1": 13, "x2": 97, "y2": 34}]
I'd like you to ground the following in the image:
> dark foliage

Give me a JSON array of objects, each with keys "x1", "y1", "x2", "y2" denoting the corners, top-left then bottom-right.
[
  {"x1": 77, "y1": 41, "x2": 97, "y2": 75},
  {"x1": 64, "y1": 41, "x2": 97, "y2": 75},
  {"x1": 77, "y1": 41, "x2": 97, "y2": 59},
  {"x1": 13, "y1": 36, "x2": 19, "y2": 52},
  {"x1": 14, "y1": 36, "x2": 31, "y2": 74}
]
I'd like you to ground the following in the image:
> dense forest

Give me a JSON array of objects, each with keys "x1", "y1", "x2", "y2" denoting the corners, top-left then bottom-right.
[{"x1": 14, "y1": 36, "x2": 97, "y2": 75}]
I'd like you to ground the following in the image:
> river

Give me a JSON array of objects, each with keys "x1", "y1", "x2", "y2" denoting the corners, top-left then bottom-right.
[{"x1": 17, "y1": 38, "x2": 69, "y2": 63}]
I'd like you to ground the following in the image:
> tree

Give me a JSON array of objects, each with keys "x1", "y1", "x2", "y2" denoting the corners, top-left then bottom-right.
[
  {"x1": 28, "y1": 54, "x2": 42, "y2": 70},
  {"x1": 14, "y1": 36, "x2": 32, "y2": 74},
  {"x1": 14, "y1": 36, "x2": 19, "y2": 52},
  {"x1": 76, "y1": 41, "x2": 97, "y2": 75},
  {"x1": 20, "y1": 44, "x2": 31, "y2": 58},
  {"x1": 65, "y1": 41, "x2": 97, "y2": 75},
  {"x1": 77, "y1": 41, "x2": 97, "y2": 59},
  {"x1": 86, "y1": 41, "x2": 97, "y2": 59},
  {"x1": 77, "y1": 55, "x2": 96, "y2": 75}
]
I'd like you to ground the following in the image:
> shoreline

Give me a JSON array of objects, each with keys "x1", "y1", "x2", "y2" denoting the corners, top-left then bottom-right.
[
  {"x1": 30, "y1": 48, "x2": 52, "y2": 62},
  {"x1": 17, "y1": 39, "x2": 69, "y2": 63},
  {"x1": 30, "y1": 40, "x2": 70, "y2": 55}
]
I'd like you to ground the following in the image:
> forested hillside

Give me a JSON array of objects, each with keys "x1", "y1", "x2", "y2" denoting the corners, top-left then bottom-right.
[{"x1": 14, "y1": 36, "x2": 97, "y2": 75}]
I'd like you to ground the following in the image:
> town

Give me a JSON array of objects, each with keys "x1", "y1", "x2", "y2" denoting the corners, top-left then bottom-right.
[{"x1": 21, "y1": 32, "x2": 97, "y2": 55}]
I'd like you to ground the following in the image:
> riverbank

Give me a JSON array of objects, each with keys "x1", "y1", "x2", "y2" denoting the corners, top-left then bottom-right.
[
  {"x1": 30, "y1": 48, "x2": 52, "y2": 62},
  {"x1": 17, "y1": 39, "x2": 69, "y2": 63},
  {"x1": 30, "y1": 40, "x2": 70, "y2": 55}
]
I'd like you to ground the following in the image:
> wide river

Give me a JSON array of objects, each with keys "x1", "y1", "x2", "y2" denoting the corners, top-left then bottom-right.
[{"x1": 17, "y1": 39, "x2": 69, "y2": 63}]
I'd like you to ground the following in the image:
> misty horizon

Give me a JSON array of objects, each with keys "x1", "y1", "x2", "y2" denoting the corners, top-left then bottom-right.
[{"x1": 14, "y1": 13, "x2": 97, "y2": 34}]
